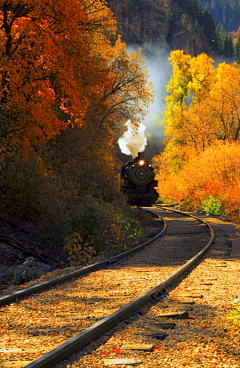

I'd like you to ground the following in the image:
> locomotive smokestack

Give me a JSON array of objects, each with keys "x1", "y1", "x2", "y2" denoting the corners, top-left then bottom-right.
[
  {"x1": 118, "y1": 119, "x2": 147, "y2": 158},
  {"x1": 137, "y1": 152, "x2": 144, "y2": 159},
  {"x1": 134, "y1": 152, "x2": 145, "y2": 162}
]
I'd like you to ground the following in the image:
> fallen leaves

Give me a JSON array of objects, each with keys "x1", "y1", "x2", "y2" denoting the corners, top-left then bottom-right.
[
  {"x1": 113, "y1": 347, "x2": 121, "y2": 354},
  {"x1": 152, "y1": 345, "x2": 161, "y2": 351},
  {"x1": 102, "y1": 347, "x2": 121, "y2": 356}
]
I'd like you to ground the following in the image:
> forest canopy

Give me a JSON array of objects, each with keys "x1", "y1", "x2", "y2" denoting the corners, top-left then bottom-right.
[
  {"x1": 200, "y1": 0, "x2": 240, "y2": 32},
  {"x1": 154, "y1": 50, "x2": 240, "y2": 222},
  {"x1": 0, "y1": 0, "x2": 154, "y2": 261}
]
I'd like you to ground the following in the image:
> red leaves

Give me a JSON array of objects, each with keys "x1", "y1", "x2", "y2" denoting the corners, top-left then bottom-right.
[
  {"x1": 202, "y1": 324, "x2": 210, "y2": 329},
  {"x1": 102, "y1": 347, "x2": 121, "y2": 356},
  {"x1": 33, "y1": 304, "x2": 39, "y2": 308},
  {"x1": 113, "y1": 347, "x2": 121, "y2": 354},
  {"x1": 153, "y1": 345, "x2": 161, "y2": 351}
]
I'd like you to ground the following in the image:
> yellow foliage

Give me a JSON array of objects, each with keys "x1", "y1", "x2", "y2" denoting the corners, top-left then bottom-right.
[{"x1": 162, "y1": 51, "x2": 240, "y2": 182}]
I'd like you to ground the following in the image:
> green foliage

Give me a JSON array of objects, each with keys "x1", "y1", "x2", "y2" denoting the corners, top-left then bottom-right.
[
  {"x1": 8, "y1": 272, "x2": 19, "y2": 286},
  {"x1": 201, "y1": 195, "x2": 223, "y2": 215},
  {"x1": 177, "y1": 198, "x2": 194, "y2": 211},
  {"x1": 63, "y1": 196, "x2": 121, "y2": 251},
  {"x1": 62, "y1": 196, "x2": 151, "y2": 260},
  {"x1": 121, "y1": 217, "x2": 145, "y2": 238},
  {"x1": 159, "y1": 195, "x2": 175, "y2": 204},
  {"x1": 177, "y1": 0, "x2": 234, "y2": 57},
  {"x1": 215, "y1": 24, "x2": 234, "y2": 57},
  {"x1": 227, "y1": 297, "x2": 240, "y2": 327},
  {"x1": 201, "y1": 0, "x2": 240, "y2": 32},
  {"x1": 233, "y1": 34, "x2": 240, "y2": 62}
]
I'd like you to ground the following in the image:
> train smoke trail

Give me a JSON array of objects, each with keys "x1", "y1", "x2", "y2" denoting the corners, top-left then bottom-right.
[{"x1": 118, "y1": 119, "x2": 147, "y2": 158}]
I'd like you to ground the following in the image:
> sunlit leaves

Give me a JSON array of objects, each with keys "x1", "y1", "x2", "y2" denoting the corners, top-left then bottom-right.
[
  {"x1": 0, "y1": 0, "x2": 91, "y2": 148},
  {"x1": 156, "y1": 140, "x2": 240, "y2": 217},
  {"x1": 161, "y1": 50, "x2": 240, "y2": 185}
]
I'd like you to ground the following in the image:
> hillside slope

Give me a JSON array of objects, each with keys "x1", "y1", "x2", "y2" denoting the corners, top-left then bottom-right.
[
  {"x1": 201, "y1": 0, "x2": 240, "y2": 31},
  {"x1": 107, "y1": 0, "x2": 215, "y2": 55}
]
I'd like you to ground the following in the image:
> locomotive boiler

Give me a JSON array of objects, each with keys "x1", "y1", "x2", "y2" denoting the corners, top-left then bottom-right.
[{"x1": 120, "y1": 152, "x2": 159, "y2": 206}]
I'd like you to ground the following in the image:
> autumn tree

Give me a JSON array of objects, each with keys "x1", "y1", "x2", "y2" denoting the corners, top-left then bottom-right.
[
  {"x1": 233, "y1": 33, "x2": 240, "y2": 62},
  {"x1": 163, "y1": 50, "x2": 216, "y2": 169},
  {"x1": 0, "y1": 1, "x2": 155, "y2": 260},
  {"x1": 0, "y1": 0, "x2": 154, "y2": 214},
  {"x1": 155, "y1": 50, "x2": 240, "y2": 221},
  {"x1": 0, "y1": 0, "x2": 118, "y2": 151},
  {"x1": 40, "y1": 1, "x2": 154, "y2": 203},
  {"x1": 155, "y1": 141, "x2": 240, "y2": 219},
  {"x1": 49, "y1": 41, "x2": 154, "y2": 202}
]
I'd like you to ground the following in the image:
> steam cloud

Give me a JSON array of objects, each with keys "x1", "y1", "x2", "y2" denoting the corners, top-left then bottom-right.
[
  {"x1": 118, "y1": 43, "x2": 172, "y2": 158},
  {"x1": 118, "y1": 119, "x2": 147, "y2": 158}
]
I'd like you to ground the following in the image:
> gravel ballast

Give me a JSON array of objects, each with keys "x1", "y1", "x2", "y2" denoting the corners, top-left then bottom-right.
[
  {"x1": 53, "y1": 213, "x2": 240, "y2": 368},
  {"x1": 0, "y1": 210, "x2": 239, "y2": 368}
]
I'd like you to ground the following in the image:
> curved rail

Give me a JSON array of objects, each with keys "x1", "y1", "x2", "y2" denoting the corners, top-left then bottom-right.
[
  {"x1": 0, "y1": 212, "x2": 166, "y2": 307},
  {"x1": 24, "y1": 207, "x2": 214, "y2": 368}
]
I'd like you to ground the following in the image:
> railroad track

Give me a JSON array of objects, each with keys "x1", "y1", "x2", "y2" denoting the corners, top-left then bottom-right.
[
  {"x1": 0, "y1": 210, "x2": 165, "y2": 307},
  {"x1": 0, "y1": 206, "x2": 214, "y2": 368}
]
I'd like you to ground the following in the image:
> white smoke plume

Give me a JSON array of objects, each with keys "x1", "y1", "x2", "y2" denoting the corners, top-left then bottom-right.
[
  {"x1": 118, "y1": 43, "x2": 171, "y2": 158},
  {"x1": 118, "y1": 119, "x2": 147, "y2": 158},
  {"x1": 127, "y1": 43, "x2": 171, "y2": 138}
]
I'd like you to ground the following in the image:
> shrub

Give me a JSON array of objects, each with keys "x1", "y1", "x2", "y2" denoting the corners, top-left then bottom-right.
[
  {"x1": 227, "y1": 297, "x2": 240, "y2": 327},
  {"x1": 201, "y1": 195, "x2": 223, "y2": 215},
  {"x1": 120, "y1": 217, "x2": 145, "y2": 238},
  {"x1": 155, "y1": 141, "x2": 240, "y2": 221},
  {"x1": 63, "y1": 232, "x2": 96, "y2": 266}
]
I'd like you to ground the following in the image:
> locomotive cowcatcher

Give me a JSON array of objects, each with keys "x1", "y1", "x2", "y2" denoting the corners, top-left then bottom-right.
[{"x1": 120, "y1": 152, "x2": 159, "y2": 206}]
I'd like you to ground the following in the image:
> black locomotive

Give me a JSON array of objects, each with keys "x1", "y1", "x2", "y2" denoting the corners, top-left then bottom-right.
[{"x1": 120, "y1": 152, "x2": 159, "y2": 206}]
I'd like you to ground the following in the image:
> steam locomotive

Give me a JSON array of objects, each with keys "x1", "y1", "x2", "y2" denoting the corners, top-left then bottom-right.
[{"x1": 120, "y1": 152, "x2": 159, "y2": 206}]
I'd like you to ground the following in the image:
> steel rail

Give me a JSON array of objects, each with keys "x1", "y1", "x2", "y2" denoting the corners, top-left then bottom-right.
[
  {"x1": 158, "y1": 205, "x2": 215, "y2": 238},
  {"x1": 0, "y1": 212, "x2": 166, "y2": 307},
  {"x1": 24, "y1": 208, "x2": 214, "y2": 368}
]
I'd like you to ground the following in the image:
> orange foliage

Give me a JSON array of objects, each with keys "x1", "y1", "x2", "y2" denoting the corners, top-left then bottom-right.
[
  {"x1": 204, "y1": 179, "x2": 223, "y2": 196},
  {"x1": 231, "y1": 28, "x2": 240, "y2": 43},
  {"x1": 156, "y1": 141, "x2": 240, "y2": 219},
  {"x1": 0, "y1": 0, "x2": 118, "y2": 149}
]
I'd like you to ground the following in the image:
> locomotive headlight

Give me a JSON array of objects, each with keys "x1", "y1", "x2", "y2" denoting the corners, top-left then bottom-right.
[{"x1": 138, "y1": 159, "x2": 146, "y2": 166}]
